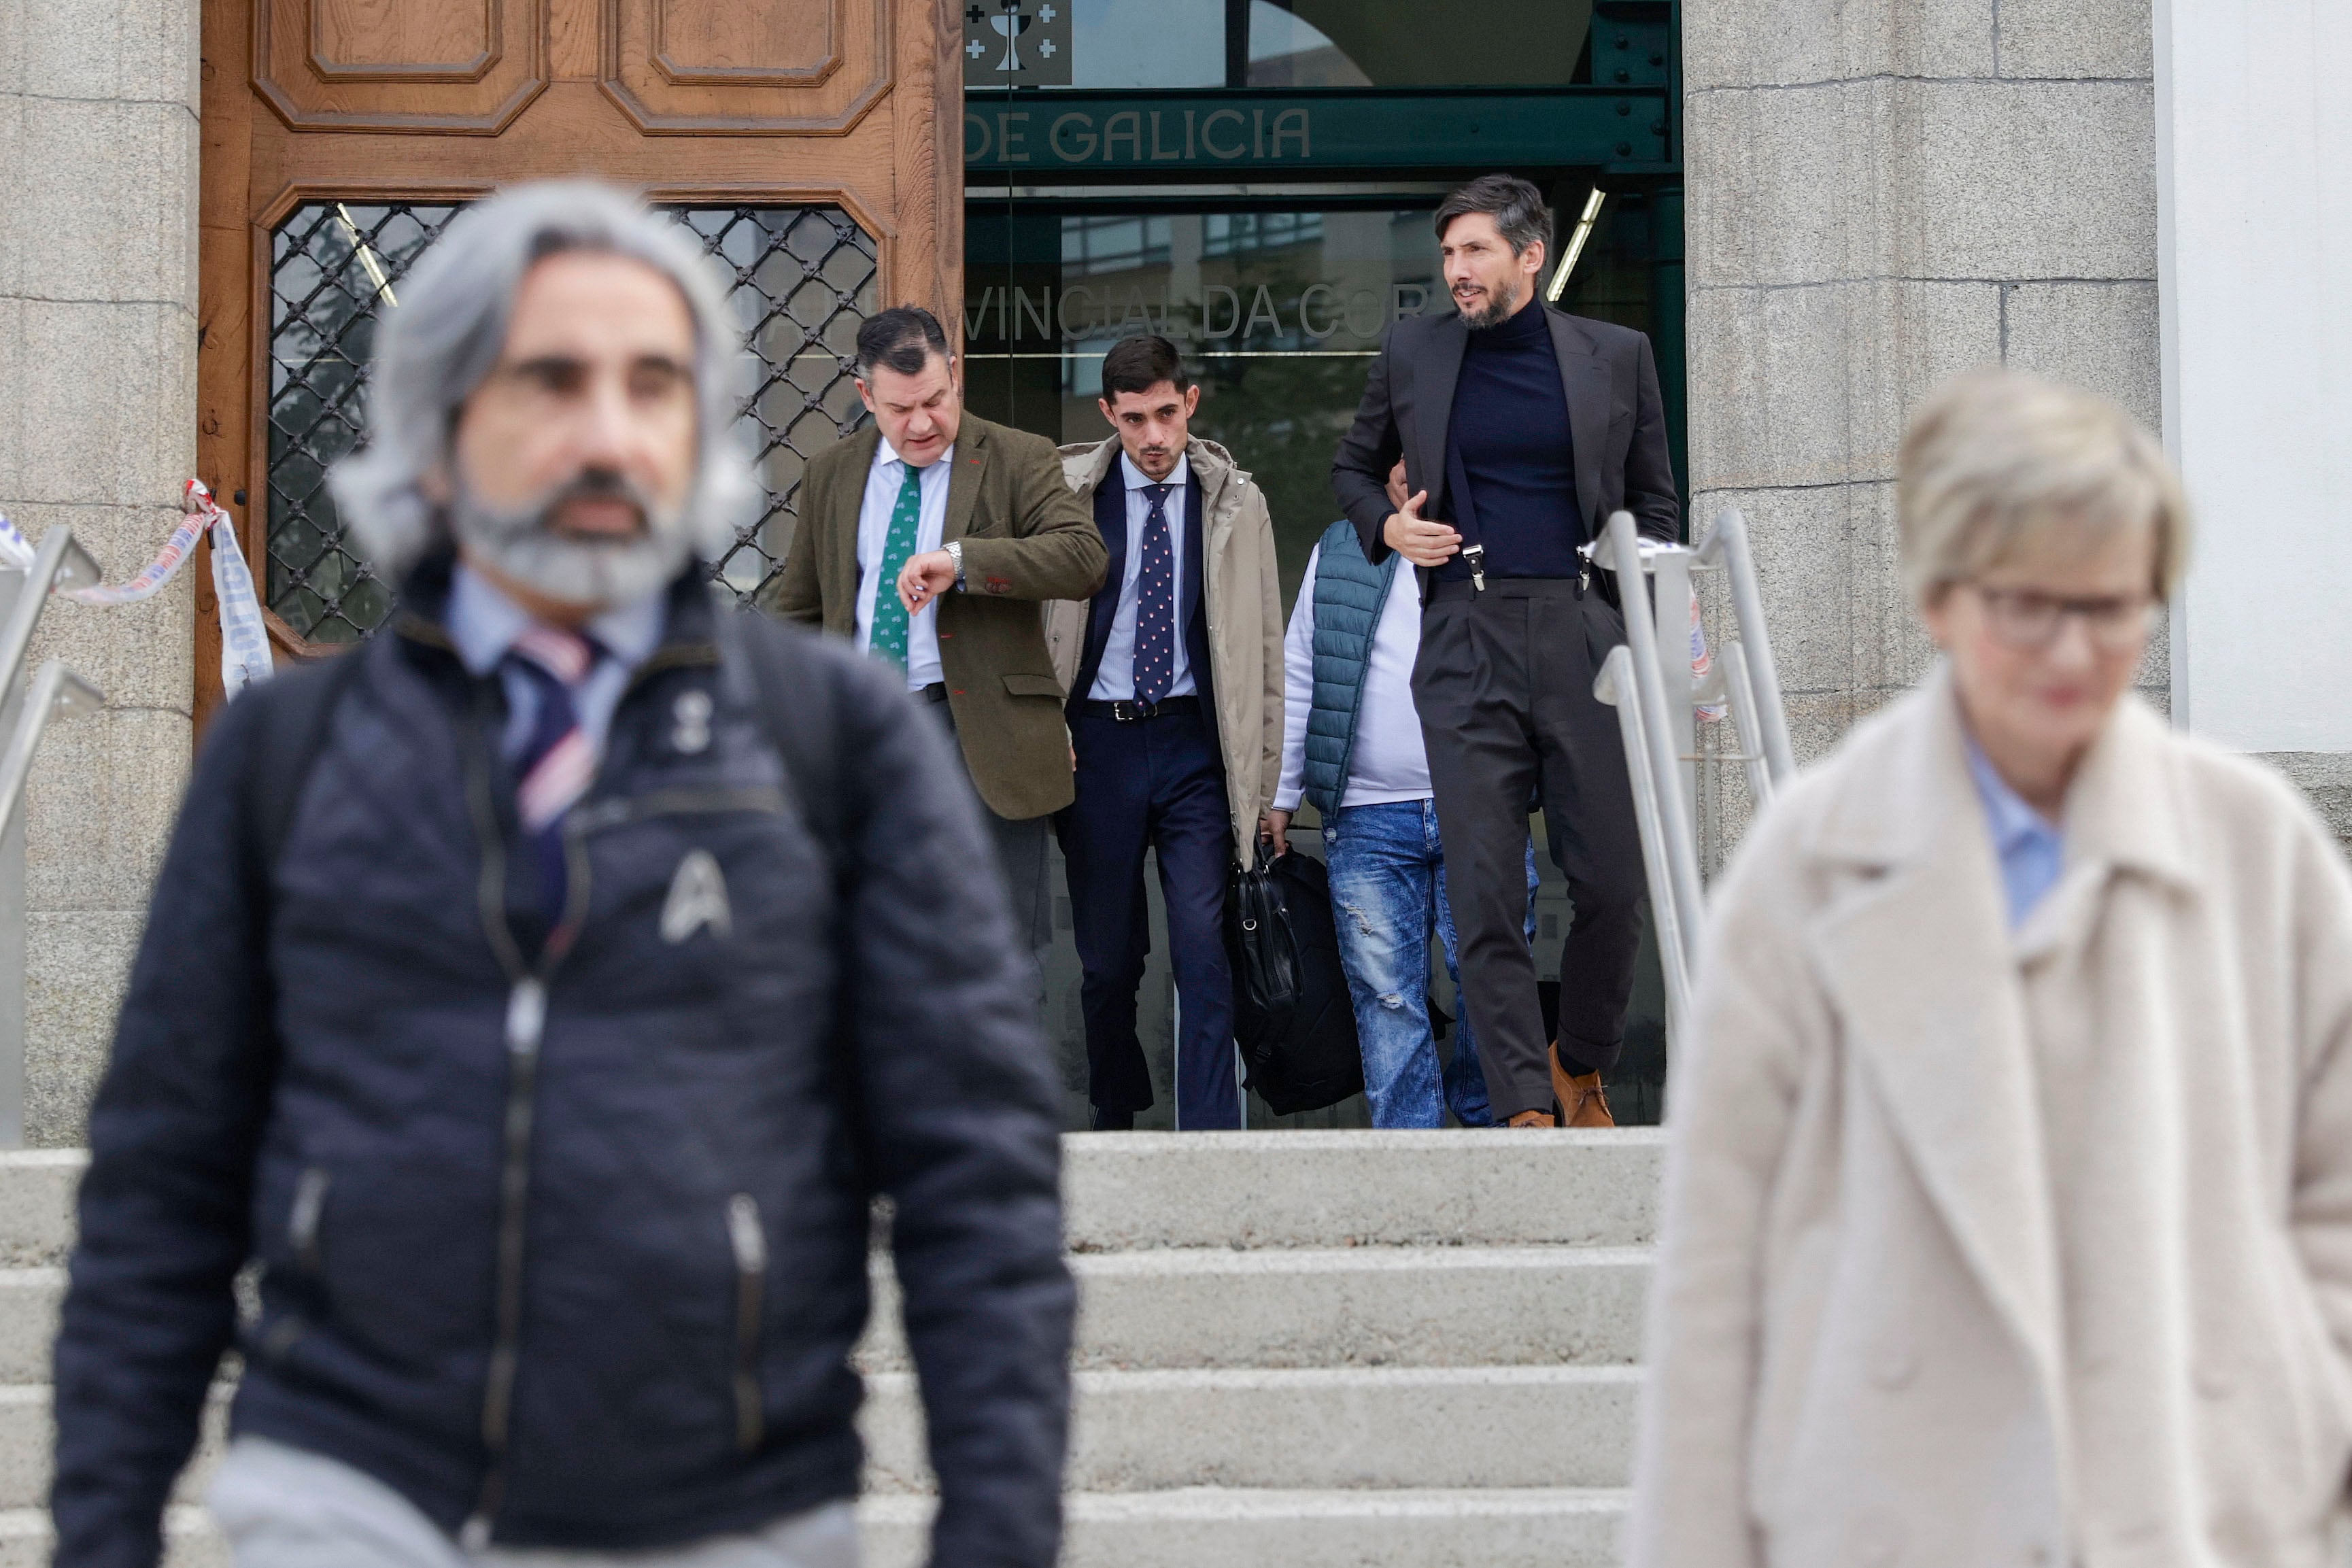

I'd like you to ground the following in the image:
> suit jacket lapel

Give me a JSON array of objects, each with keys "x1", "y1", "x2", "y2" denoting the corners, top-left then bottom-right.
[
  {"x1": 942, "y1": 417, "x2": 987, "y2": 545},
  {"x1": 1549, "y1": 310, "x2": 1612, "y2": 527},
  {"x1": 1418, "y1": 315, "x2": 1469, "y2": 522},
  {"x1": 1076, "y1": 477, "x2": 1127, "y2": 698},
  {"x1": 830, "y1": 426, "x2": 883, "y2": 614},
  {"x1": 1804, "y1": 677, "x2": 2066, "y2": 1404},
  {"x1": 1178, "y1": 470, "x2": 1208, "y2": 639}
]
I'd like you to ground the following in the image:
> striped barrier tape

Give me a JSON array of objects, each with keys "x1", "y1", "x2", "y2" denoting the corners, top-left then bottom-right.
[{"x1": 0, "y1": 480, "x2": 275, "y2": 697}]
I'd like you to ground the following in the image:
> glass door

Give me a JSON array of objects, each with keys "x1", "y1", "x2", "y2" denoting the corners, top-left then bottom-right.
[{"x1": 964, "y1": 0, "x2": 1685, "y2": 1129}]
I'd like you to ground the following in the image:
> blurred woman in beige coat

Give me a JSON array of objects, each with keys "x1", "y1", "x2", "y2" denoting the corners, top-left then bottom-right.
[{"x1": 1628, "y1": 370, "x2": 2352, "y2": 1568}]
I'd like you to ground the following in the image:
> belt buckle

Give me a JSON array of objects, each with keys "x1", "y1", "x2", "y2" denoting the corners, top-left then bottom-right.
[{"x1": 1113, "y1": 698, "x2": 1153, "y2": 721}]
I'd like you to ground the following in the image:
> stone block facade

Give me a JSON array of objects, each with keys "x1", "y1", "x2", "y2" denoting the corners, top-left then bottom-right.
[
  {"x1": 1682, "y1": 0, "x2": 2160, "y2": 860},
  {"x1": 0, "y1": 0, "x2": 201, "y2": 1144}
]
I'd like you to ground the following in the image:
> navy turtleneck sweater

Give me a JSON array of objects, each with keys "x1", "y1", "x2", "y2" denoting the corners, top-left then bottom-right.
[{"x1": 1437, "y1": 295, "x2": 1584, "y2": 581}]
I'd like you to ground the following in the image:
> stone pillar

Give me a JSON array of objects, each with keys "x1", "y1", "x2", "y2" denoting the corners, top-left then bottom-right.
[
  {"x1": 1682, "y1": 0, "x2": 2159, "y2": 851},
  {"x1": 0, "y1": 0, "x2": 201, "y2": 1143}
]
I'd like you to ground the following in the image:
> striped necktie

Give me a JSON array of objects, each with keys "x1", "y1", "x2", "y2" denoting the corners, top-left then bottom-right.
[
  {"x1": 868, "y1": 462, "x2": 926, "y2": 669},
  {"x1": 505, "y1": 624, "x2": 601, "y2": 918}
]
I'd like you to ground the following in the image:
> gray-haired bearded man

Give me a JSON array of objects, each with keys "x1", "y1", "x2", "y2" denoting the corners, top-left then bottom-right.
[{"x1": 49, "y1": 182, "x2": 1074, "y2": 1568}]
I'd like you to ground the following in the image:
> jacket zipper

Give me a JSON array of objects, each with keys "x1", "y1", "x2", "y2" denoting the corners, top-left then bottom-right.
[
  {"x1": 288, "y1": 1166, "x2": 330, "y2": 1273},
  {"x1": 451, "y1": 660, "x2": 763, "y2": 1546},
  {"x1": 726, "y1": 1193, "x2": 768, "y2": 1452},
  {"x1": 458, "y1": 698, "x2": 597, "y2": 1554}
]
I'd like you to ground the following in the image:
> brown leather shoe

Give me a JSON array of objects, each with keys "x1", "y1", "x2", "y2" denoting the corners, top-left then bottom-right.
[
  {"x1": 1507, "y1": 1108, "x2": 1557, "y2": 1128},
  {"x1": 1550, "y1": 1043, "x2": 1617, "y2": 1129}
]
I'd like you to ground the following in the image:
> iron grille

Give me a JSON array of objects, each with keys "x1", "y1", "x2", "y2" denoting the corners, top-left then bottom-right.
[{"x1": 265, "y1": 201, "x2": 880, "y2": 643}]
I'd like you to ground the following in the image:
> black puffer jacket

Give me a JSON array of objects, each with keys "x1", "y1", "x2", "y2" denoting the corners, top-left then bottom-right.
[{"x1": 52, "y1": 561, "x2": 1074, "y2": 1567}]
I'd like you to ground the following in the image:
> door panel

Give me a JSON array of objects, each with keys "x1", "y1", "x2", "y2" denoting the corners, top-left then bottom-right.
[
  {"x1": 311, "y1": 0, "x2": 497, "y2": 78},
  {"x1": 606, "y1": 0, "x2": 893, "y2": 131},
  {"x1": 256, "y1": 0, "x2": 545, "y2": 129},
  {"x1": 197, "y1": 0, "x2": 959, "y2": 719}
]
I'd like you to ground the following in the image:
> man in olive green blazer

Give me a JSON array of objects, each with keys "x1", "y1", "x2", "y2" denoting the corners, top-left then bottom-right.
[{"x1": 761, "y1": 306, "x2": 1106, "y2": 981}]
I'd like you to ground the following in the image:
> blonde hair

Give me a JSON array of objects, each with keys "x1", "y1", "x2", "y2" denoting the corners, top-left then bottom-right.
[{"x1": 1897, "y1": 369, "x2": 2189, "y2": 604}]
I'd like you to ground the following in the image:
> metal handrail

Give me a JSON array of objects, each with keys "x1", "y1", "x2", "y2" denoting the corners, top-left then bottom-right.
[
  {"x1": 0, "y1": 526, "x2": 101, "y2": 706},
  {"x1": 1712, "y1": 638, "x2": 1776, "y2": 806},
  {"x1": 0, "y1": 660, "x2": 105, "y2": 842},
  {"x1": 1694, "y1": 505, "x2": 1796, "y2": 785},
  {"x1": 1595, "y1": 645, "x2": 1695, "y2": 1035},
  {"x1": 1599, "y1": 511, "x2": 1709, "y2": 984},
  {"x1": 1590, "y1": 505, "x2": 1799, "y2": 1033}
]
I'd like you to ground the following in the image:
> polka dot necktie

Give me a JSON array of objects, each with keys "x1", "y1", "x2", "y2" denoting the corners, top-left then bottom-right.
[
  {"x1": 1134, "y1": 483, "x2": 1175, "y2": 707},
  {"x1": 868, "y1": 462, "x2": 925, "y2": 669}
]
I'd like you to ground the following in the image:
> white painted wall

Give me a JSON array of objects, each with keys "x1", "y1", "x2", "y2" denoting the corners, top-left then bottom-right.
[{"x1": 2157, "y1": 0, "x2": 2352, "y2": 749}]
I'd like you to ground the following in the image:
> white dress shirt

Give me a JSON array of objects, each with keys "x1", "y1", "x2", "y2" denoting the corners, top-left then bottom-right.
[
  {"x1": 446, "y1": 562, "x2": 667, "y2": 764},
  {"x1": 1088, "y1": 451, "x2": 1197, "y2": 702},
  {"x1": 1273, "y1": 540, "x2": 1433, "y2": 813},
  {"x1": 853, "y1": 438, "x2": 954, "y2": 690}
]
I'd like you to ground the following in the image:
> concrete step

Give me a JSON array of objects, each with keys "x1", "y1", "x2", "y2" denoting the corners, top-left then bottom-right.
[
  {"x1": 859, "y1": 1245, "x2": 1650, "y2": 1372},
  {"x1": 0, "y1": 1132, "x2": 1665, "y2": 1265},
  {"x1": 861, "y1": 1365, "x2": 1640, "y2": 1495},
  {"x1": 0, "y1": 1276, "x2": 56, "y2": 1389},
  {"x1": 1061, "y1": 1131, "x2": 1663, "y2": 1251},
  {"x1": 0, "y1": 1490, "x2": 1629, "y2": 1568},
  {"x1": 0, "y1": 1154, "x2": 82, "y2": 1267},
  {"x1": 0, "y1": 1505, "x2": 227, "y2": 1568},
  {"x1": 0, "y1": 1363, "x2": 1639, "y2": 1509},
  {"x1": 858, "y1": 1488, "x2": 1630, "y2": 1568},
  {"x1": 8, "y1": 1361, "x2": 1644, "y2": 1507},
  {"x1": 5, "y1": 1242, "x2": 1651, "y2": 1393},
  {"x1": 0, "y1": 1385, "x2": 228, "y2": 1510}
]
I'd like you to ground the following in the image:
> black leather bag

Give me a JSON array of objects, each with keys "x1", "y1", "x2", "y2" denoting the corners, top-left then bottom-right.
[{"x1": 1225, "y1": 847, "x2": 1363, "y2": 1117}]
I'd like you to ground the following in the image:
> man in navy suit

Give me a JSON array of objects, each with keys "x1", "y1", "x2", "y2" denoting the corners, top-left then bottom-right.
[{"x1": 1044, "y1": 336, "x2": 1283, "y2": 1131}]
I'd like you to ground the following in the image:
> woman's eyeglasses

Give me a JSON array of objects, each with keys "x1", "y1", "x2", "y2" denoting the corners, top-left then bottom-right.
[{"x1": 1970, "y1": 584, "x2": 2156, "y2": 652}]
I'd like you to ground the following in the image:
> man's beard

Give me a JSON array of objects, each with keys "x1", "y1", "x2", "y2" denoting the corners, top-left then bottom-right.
[
  {"x1": 450, "y1": 468, "x2": 696, "y2": 610},
  {"x1": 1459, "y1": 286, "x2": 1517, "y2": 331}
]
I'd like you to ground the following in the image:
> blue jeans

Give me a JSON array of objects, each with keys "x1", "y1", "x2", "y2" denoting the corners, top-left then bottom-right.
[{"x1": 1323, "y1": 799, "x2": 1540, "y2": 1129}]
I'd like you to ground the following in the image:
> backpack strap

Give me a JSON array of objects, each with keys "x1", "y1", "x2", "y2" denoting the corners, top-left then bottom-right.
[
  {"x1": 709, "y1": 598, "x2": 849, "y2": 881},
  {"x1": 248, "y1": 646, "x2": 369, "y2": 876},
  {"x1": 711, "y1": 599, "x2": 872, "y2": 1186}
]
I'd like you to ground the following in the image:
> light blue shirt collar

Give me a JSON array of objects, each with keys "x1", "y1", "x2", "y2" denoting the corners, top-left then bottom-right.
[
  {"x1": 446, "y1": 562, "x2": 667, "y2": 679},
  {"x1": 446, "y1": 562, "x2": 669, "y2": 762},
  {"x1": 1122, "y1": 451, "x2": 1190, "y2": 492},
  {"x1": 1962, "y1": 729, "x2": 2066, "y2": 931}
]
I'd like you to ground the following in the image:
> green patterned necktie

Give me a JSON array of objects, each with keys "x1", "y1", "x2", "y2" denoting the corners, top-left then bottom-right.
[{"x1": 868, "y1": 461, "x2": 926, "y2": 669}]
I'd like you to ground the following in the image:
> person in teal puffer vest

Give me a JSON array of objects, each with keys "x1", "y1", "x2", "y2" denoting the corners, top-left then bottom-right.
[{"x1": 1264, "y1": 478, "x2": 1539, "y2": 1127}]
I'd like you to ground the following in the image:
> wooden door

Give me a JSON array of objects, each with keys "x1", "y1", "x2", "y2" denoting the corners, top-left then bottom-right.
[{"x1": 194, "y1": 0, "x2": 960, "y2": 718}]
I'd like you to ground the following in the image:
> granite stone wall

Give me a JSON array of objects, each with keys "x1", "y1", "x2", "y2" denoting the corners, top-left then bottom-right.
[
  {"x1": 1681, "y1": 0, "x2": 2160, "y2": 858},
  {"x1": 0, "y1": 0, "x2": 201, "y2": 1143}
]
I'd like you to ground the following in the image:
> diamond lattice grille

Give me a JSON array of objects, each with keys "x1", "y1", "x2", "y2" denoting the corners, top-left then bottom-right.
[{"x1": 265, "y1": 201, "x2": 880, "y2": 643}]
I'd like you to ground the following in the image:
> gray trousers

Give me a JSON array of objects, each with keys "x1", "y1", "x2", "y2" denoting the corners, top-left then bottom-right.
[
  {"x1": 208, "y1": 1438, "x2": 859, "y2": 1568},
  {"x1": 1412, "y1": 578, "x2": 1646, "y2": 1120}
]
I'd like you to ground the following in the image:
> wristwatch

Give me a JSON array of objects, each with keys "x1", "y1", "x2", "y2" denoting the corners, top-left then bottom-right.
[{"x1": 945, "y1": 539, "x2": 967, "y2": 592}]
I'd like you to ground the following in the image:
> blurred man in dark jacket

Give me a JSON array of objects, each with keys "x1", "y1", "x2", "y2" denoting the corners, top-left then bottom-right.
[{"x1": 50, "y1": 182, "x2": 1074, "y2": 1568}]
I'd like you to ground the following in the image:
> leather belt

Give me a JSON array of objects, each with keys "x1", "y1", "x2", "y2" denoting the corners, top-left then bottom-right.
[{"x1": 1079, "y1": 696, "x2": 1201, "y2": 721}]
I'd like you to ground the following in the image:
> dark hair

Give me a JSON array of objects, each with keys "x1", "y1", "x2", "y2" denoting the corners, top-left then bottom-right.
[
  {"x1": 855, "y1": 305, "x2": 951, "y2": 379},
  {"x1": 1099, "y1": 335, "x2": 1192, "y2": 399},
  {"x1": 1433, "y1": 174, "x2": 1552, "y2": 257}
]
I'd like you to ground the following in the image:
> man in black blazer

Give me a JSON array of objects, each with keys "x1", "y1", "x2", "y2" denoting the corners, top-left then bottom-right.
[{"x1": 1331, "y1": 173, "x2": 1680, "y2": 1129}]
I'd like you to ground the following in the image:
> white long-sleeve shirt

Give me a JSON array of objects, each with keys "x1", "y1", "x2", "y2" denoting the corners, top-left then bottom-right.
[{"x1": 1273, "y1": 540, "x2": 1433, "y2": 814}]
